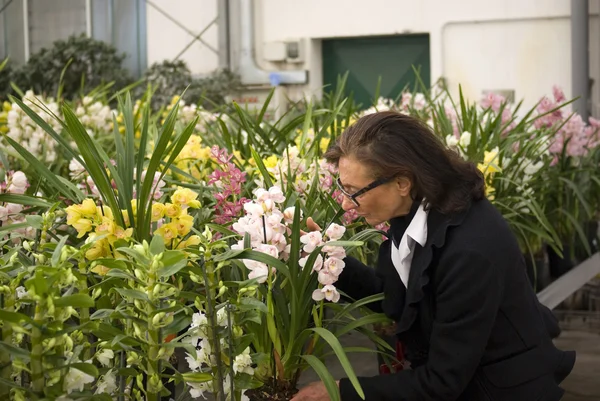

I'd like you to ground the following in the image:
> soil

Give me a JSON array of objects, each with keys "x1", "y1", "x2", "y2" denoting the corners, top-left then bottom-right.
[{"x1": 245, "y1": 379, "x2": 298, "y2": 401}]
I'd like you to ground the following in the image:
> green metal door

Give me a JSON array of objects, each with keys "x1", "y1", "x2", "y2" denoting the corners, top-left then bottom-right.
[{"x1": 322, "y1": 34, "x2": 430, "y2": 108}]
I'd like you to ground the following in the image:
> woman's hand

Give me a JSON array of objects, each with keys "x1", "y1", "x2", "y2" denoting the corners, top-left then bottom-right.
[{"x1": 290, "y1": 381, "x2": 337, "y2": 401}]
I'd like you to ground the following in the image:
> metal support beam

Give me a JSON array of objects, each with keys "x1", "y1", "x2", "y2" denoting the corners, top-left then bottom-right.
[
  {"x1": 571, "y1": 0, "x2": 589, "y2": 120},
  {"x1": 217, "y1": 0, "x2": 230, "y2": 69},
  {"x1": 537, "y1": 252, "x2": 600, "y2": 310}
]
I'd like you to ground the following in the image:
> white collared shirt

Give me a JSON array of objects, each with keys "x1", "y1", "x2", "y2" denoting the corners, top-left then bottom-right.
[{"x1": 390, "y1": 202, "x2": 429, "y2": 288}]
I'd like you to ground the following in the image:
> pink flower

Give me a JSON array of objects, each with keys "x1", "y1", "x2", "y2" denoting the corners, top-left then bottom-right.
[
  {"x1": 317, "y1": 270, "x2": 336, "y2": 286},
  {"x1": 480, "y1": 92, "x2": 505, "y2": 112},
  {"x1": 300, "y1": 231, "x2": 324, "y2": 253},
  {"x1": 323, "y1": 257, "x2": 345, "y2": 277},
  {"x1": 553, "y1": 86, "x2": 566, "y2": 103}
]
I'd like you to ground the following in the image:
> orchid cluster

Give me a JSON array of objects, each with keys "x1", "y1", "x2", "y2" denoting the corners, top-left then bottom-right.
[
  {"x1": 164, "y1": 96, "x2": 219, "y2": 133},
  {"x1": 534, "y1": 86, "x2": 600, "y2": 161},
  {"x1": 3, "y1": 90, "x2": 61, "y2": 164},
  {"x1": 74, "y1": 96, "x2": 114, "y2": 136},
  {"x1": 0, "y1": 170, "x2": 36, "y2": 239},
  {"x1": 231, "y1": 185, "x2": 348, "y2": 303},
  {"x1": 173, "y1": 134, "x2": 213, "y2": 181},
  {"x1": 68, "y1": 158, "x2": 166, "y2": 200},
  {"x1": 208, "y1": 146, "x2": 248, "y2": 225},
  {"x1": 181, "y1": 308, "x2": 252, "y2": 400}
]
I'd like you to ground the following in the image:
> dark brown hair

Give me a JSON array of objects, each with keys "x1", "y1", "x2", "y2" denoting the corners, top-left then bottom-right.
[{"x1": 324, "y1": 111, "x2": 485, "y2": 215}]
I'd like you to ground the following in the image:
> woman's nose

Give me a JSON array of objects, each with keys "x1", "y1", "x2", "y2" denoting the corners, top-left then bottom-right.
[{"x1": 341, "y1": 197, "x2": 357, "y2": 211}]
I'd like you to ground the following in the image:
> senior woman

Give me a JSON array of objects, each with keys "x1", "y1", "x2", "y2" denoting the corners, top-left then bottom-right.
[{"x1": 292, "y1": 111, "x2": 575, "y2": 401}]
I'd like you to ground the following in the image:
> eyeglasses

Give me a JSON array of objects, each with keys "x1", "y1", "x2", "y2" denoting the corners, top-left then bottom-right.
[{"x1": 335, "y1": 176, "x2": 395, "y2": 207}]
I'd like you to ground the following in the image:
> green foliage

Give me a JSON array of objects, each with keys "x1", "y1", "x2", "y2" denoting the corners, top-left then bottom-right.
[{"x1": 10, "y1": 34, "x2": 133, "y2": 99}]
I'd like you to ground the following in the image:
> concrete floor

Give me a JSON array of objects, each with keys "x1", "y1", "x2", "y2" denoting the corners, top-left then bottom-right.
[{"x1": 299, "y1": 330, "x2": 600, "y2": 400}]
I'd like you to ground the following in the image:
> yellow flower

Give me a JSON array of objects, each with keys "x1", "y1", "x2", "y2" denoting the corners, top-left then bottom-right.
[
  {"x1": 130, "y1": 200, "x2": 138, "y2": 216},
  {"x1": 80, "y1": 199, "x2": 98, "y2": 217},
  {"x1": 165, "y1": 203, "x2": 182, "y2": 219},
  {"x1": 66, "y1": 205, "x2": 82, "y2": 225},
  {"x1": 2, "y1": 101, "x2": 11, "y2": 112},
  {"x1": 85, "y1": 239, "x2": 109, "y2": 260},
  {"x1": 171, "y1": 187, "x2": 199, "y2": 207},
  {"x1": 154, "y1": 222, "x2": 179, "y2": 245},
  {"x1": 263, "y1": 155, "x2": 279, "y2": 169},
  {"x1": 96, "y1": 205, "x2": 114, "y2": 220},
  {"x1": 72, "y1": 218, "x2": 93, "y2": 238},
  {"x1": 320, "y1": 137, "x2": 331, "y2": 153},
  {"x1": 177, "y1": 235, "x2": 201, "y2": 249},
  {"x1": 151, "y1": 203, "x2": 166, "y2": 222},
  {"x1": 112, "y1": 226, "x2": 134, "y2": 242},
  {"x1": 174, "y1": 214, "x2": 194, "y2": 236},
  {"x1": 91, "y1": 264, "x2": 110, "y2": 275},
  {"x1": 96, "y1": 216, "x2": 116, "y2": 236}
]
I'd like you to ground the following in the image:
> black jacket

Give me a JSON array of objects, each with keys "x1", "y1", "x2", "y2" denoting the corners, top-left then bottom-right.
[{"x1": 336, "y1": 198, "x2": 575, "y2": 401}]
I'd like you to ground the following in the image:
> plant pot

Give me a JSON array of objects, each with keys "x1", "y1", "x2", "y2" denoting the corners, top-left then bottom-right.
[{"x1": 245, "y1": 379, "x2": 298, "y2": 401}]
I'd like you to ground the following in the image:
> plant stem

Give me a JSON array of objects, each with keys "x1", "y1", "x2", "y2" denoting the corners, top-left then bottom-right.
[
  {"x1": 202, "y1": 259, "x2": 225, "y2": 401},
  {"x1": 0, "y1": 293, "x2": 12, "y2": 396},
  {"x1": 30, "y1": 302, "x2": 45, "y2": 394}
]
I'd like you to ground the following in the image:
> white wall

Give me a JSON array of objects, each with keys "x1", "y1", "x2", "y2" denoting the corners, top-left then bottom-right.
[
  {"x1": 146, "y1": 0, "x2": 218, "y2": 75},
  {"x1": 145, "y1": 0, "x2": 600, "y2": 115}
]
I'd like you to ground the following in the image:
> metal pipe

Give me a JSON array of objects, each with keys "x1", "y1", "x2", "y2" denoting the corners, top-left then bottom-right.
[
  {"x1": 22, "y1": 0, "x2": 29, "y2": 61},
  {"x1": 571, "y1": 0, "x2": 589, "y2": 120},
  {"x1": 85, "y1": 0, "x2": 92, "y2": 37},
  {"x1": 218, "y1": 0, "x2": 231, "y2": 69},
  {"x1": 238, "y1": 0, "x2": 307, "y2": 86}
]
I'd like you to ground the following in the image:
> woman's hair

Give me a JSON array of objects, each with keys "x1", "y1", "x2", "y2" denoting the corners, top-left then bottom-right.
[{"x1": 324, "y1": 111, "x2": 485, "y2": 214}]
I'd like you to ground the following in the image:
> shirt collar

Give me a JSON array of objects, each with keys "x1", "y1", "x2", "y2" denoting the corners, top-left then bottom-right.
[{"x1": 405, "y1": 201, "x2": 428, "y2": 247}]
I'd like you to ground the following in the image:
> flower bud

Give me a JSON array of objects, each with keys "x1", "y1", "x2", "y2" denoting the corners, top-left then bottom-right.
[
  {"x1": 23, "y1": 241, "x2": 32, "y2": 251},
  {"x1": 92, "y1": 287, "x2": 102, "y2": 299},
  {"x1": 152, "y1": 312, "x2": 166, "y2": 326}
]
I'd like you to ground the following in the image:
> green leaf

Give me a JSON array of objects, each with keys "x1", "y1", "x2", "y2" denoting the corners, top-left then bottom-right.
[
  {"x1": 308, "y1": 327, "x2": 364, "y2": 399},
  {"x1": 238, "y1": 297, "x2": 268, "y2": 313},
  {"x1": 181, "y1": 372, "x2": 213, "y2": 383},
  {"x1": 0, "y1": 341, "x2": 31, "y2": 361},
  {"x1": 90, "y1": 309, "x2": 115, "y2": 320},
  {"x1": 0, "y1": 309, "x2": 34, "y2": 325},
  {"x1": 150, "y1": 233, "x2": 166, "y2": 255},
  {"x1": 51, "y1": 235, "x2": 69, "y2": 267},
  {"x1": 301, "y1": 355, "x2": 340, "y2": 401},
  {"x1": 214, "y1": 249, "x2": 290, "y2": 279},
  {"x1": 66, "y1": 362, "x2": 99, "y2": 377},
  {"x1": 54, "y1": 293, "x2": 95, "y2": 308},
  {"x1": 250, "y1": 146, "x2": 273, "y2": 188},
  {"x1": 0, "y1": 194, "x2": 53, "y2": 208},
  {"x1": 115, "y1": 288, "x2": 149, "y2": 301}
]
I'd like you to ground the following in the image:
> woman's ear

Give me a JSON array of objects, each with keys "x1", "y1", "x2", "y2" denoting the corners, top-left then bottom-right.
[{"x1": 396, "y1": 177, "x2": 412, "y2": 197}]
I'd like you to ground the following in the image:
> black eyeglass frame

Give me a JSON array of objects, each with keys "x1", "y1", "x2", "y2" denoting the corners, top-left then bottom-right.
[{"x1": 335, "y1": 176, "x2": 395, "y2": 207}]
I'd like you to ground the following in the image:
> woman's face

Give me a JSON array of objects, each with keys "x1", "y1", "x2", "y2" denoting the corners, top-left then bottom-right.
[{"x1": 337, "y1": 156, "x2": 413, "y2": 226}]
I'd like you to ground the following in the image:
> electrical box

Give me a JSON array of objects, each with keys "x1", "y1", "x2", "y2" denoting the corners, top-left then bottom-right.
[{"x1": 263, "y1": 41, "x2": 287, "y2": 62}]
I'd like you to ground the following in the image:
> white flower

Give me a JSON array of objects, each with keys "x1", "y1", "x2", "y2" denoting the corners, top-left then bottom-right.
[
  {"x1": 325, "y1": 223, "x2": 346, "y2": 241},
  {"x1": 255, "y1": 243, "x2": 279, "y2": 259},
  {"x1": 6, "y1": 203, "x2": 23, "y2": 215},
  {"x1": 323, "y1": 257, "x2": 345, "y2": 277},
  {"x1": 9, "y1": 171, "x2": 28, "y2": 189},
  {"x1": 299, "y1": 254, "x2": 323, "y2": 271},
  {"x1": 15, "y1": 286, "x2": 27, "y2": 299},
  {"x1": 95, "y1": 369, "x2": 117, "y2": 394},
  {"x1": 283, "y1": 206, "x2": 298, "y2": 224},
  {"x1": 191, "y1": 312, "x2": 208, "y2": 329},
  {"x1": 0, "y1": 207, "x2": 7, "y2": 221},
  {"x1": 243, "y1": 202, "x2": 264, "y2": 217},
  {"x1": 524, "y1": 160, "x2": 544, "y2": 176},
  {"x1": 245, "y1": 260, "x2": 269, "y2": 283},
  {"x1": 233, "y1": 347, "x2": 254, "y2": 375},
  {"x1": 323, "y1": 245, "x2": 346, "y2": 259},
  {"x1": 189, "y1": 380, "x2": 212, "y2": 399},
  {"x1": 312, "y1": 285, "x2": 341, "y2": 303},
  {"x1": 300, "y1": 231, "x2": 323, "y2": 253},
  {"x1": 317, "y1": 270, "x2": 336, "y2": 286},
  {"x1": 459, "y1": 131, "x2": 472, "y2": 147},
  {"x1": 95, "y1": 348, "x2": 114, "y2": 367},
  {"x1": 69, "y1": 158, "x2": 86, "y2": 179},
  {"x1": 446, "y1": 134, "x2": 459, "y2": 147},
  {"x1": 64, "y1": 366, "x2": 95, "y2": 393}
]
